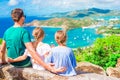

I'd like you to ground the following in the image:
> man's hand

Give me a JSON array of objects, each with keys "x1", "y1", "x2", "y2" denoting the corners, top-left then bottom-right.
[
  {"x1": 0, "y1": 58, "x2": 7, "y2": 65},
  {"x1": 53, "y1": 67, "x2": 66, "y2": 73},
  {"x1": 0, "y1": 60, "x2": 7, "y2": 65},
  {"x1": 47, "y1": 63, "x2": 66, "y2": 73}
]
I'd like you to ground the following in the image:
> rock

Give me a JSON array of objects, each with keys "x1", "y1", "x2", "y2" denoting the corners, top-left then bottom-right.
[
  {"x1": 0, "y1": 66, "x2": 5, "y2": 79},
  {"x1": 116, "y1": 58, "x2": 120, "y2": 68},
  {"x1": 1, "y1": 64, "x2": 55, "y2": 80},
  {"x1": 0, "y1": 64, "x2": 119, "y2": 80},
  {"x1": 106, "y1": 67, "x2": 120, "y2": 78},
  {"x1": 76, "y1": 62, "x2": 106, "y2": 75}
]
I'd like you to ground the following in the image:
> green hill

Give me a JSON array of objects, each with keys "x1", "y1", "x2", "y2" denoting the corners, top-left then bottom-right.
[
  {"x1": 28, "y1": 17, "x2": 97, "y2": 30},
  {"x1": 48, "y1": 8, "x2": 120, "y2": 18}
]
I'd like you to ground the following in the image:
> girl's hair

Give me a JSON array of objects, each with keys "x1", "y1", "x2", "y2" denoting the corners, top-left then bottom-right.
[
  {"x1": 11, "y1": 8, "x2": 24, "y2": 22},
  {"x1": 32, "y1": 27, "x2": 44, "y2": 41},
  {"x1": 55, "y1": 30, "x2": 67, "y2": 45}
]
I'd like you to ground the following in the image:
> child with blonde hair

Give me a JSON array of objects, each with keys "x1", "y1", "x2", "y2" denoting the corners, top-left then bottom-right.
[
  {"x1": 46, "y1": 30, "x2": 77, "y2": 76},
  {"x1": 8, "y1": 27, "x2": 51, "y2": 70}
]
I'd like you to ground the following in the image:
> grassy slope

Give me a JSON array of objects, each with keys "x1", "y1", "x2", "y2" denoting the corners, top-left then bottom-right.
[{"x1": 38, "y1": 17, "x2": 97, "y2": 30}]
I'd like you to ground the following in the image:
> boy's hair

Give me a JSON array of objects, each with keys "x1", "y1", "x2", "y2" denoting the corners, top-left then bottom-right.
[
  {"x1": 32, "y1": 27, "x2": 44, "y2": 41},
  {"x1": 11, "y1": 8, "x2": 25, "y2": 22},
  {"x1": 55, "y1": 30, "x2": 67, "y2": 45}
]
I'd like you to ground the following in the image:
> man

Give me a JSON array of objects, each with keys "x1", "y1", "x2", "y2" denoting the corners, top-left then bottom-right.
[{"x1": 0, "y1": 8, "x2": 65, "y2": 73}]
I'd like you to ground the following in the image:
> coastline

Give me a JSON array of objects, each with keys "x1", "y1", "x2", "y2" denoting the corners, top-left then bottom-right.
[
  {"x1": 24, "y1": 19, "x2": 101, "y2": 29},
  {"x1": 24, "y1": 18, "x2": 101, "y2": 30}
]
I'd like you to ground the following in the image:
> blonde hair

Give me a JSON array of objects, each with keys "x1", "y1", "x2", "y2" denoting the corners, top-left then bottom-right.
[
  {"x1": 55, "y1": 30, "x2": 67, "y2": 45},
  {"x1": 32, "y1": 27, "x2": 44, "y2": 41}
]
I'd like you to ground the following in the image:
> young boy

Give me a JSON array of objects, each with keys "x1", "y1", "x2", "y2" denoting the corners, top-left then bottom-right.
[{"x1": 46, "y1": 30, "x2": 77, "y2": 76}]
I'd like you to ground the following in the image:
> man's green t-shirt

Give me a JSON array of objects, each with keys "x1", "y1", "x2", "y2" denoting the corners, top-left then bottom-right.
[{"x1": 3, "y1": 26, "x2": 32, "y2": 67}]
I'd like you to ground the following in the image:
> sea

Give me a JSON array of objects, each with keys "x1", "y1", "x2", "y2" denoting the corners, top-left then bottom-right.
[{"x1": 0, "y1": 16, "x2": 113, "y2": 48}]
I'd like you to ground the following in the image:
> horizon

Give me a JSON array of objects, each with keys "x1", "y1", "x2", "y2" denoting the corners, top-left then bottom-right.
[{"x1": 0, "y1": 0, "x2": 120, "y2": 17}]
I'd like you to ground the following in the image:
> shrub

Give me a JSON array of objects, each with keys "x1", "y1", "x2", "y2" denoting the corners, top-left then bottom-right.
[
  {"x1": 74, "y1": 35, "x2": 120, "y2": 69},
  {"x1": 0, "y1": 38, "x2": 2, "y2": 44}
]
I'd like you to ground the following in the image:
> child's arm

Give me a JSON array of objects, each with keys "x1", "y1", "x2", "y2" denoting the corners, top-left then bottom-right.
[{"x1": 7, "y1": 54, "x2": 27, "y2": 63}]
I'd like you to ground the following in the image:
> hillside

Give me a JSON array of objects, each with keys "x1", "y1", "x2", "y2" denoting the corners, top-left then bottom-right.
[
  {"x1": 26, "y1": 17, "x2": 98, "y2": 30},
  {"x1": 47, "y1": 8, "x2": 120, "y2": 18},
  {"x1": 25, "y1": 8, "x2": 120, "y2": 30}
]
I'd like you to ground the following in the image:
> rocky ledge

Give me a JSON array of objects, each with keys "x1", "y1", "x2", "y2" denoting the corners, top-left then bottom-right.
[{"x1": 0, "y1": 62, "x2": 120, "y2": 80}]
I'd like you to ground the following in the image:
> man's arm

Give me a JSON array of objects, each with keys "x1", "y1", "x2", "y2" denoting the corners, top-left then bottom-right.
[
  {"x1": 7, "y1": 54, "x2": 27, "y2": 63},
  {"x1": 0, "y1": 40, "x2": 6, "y2": 63},
  {"x1": 25, "y1": 42, "x2": 66, "y2": 73}
]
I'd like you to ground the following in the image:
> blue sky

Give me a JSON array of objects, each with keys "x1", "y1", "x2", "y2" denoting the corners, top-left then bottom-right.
[{"x1": 0, "y1": 0, "x2": 120, "y2": 17}]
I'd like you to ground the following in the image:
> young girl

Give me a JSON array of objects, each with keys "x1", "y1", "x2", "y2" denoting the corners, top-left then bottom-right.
[
  {"x1": 46, "y1": 30, "x2": 77, "y2": 76},
  {"x1": 8, "y1": 27, "x2": 51, "y2": 70}
]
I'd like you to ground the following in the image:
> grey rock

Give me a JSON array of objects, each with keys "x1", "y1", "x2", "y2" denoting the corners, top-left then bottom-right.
[
  {"x1": 76, "y1": 62, "x2": 106, "y2": 75},
  {"x1": 0, "y1": 64, "x2": 119, "y2": 80},
  {"x1": 116, "y1": 58, "x2": 120, "y2": 68},
  {"x1": 106, "y1": 67, "x2": 120, "y2": 78}
]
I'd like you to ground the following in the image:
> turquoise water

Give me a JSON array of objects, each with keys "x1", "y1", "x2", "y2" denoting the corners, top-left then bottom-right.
[
  {"x1": 92, "y1": 16, "x2": 120, "y2": 21},
  {"x1": 25, "y1": 27, "x2": 103, "y2": 48},
  {"x1": 1, "y1": 16, "x2": 119, "y2": 48},
  {"x1": 0, "y1": 17, "x2": 103, "y2": 48}
]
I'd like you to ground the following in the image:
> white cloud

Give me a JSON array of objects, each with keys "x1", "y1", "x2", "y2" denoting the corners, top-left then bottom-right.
[
  {"x1": 95, "y1": 0, "x2": 115, "y2": 3},
  {"x1": 8, "y1": 0, "x2": 19, "y2": 6},
  {"x1": 0, "y1": 0, "x2": 120, "y2": 17},
  {"x1": 32, "y1": 0, "x2": 42, "y2": 4},
  {"x1": 28, "y1": 0, "x2": 120, "y2": 15},
  {"x1": 3, "y1": 0, "x2": 120, "y2": 17}
]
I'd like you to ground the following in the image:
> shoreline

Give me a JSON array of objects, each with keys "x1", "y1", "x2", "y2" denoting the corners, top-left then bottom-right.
[
  {"x1": 24, "y1": 18, "x2": 103, "y2": 30},
  {"x1": 72, "y1": 44, "x2": 94, "y2": 50},
  {"x1": 24, "y1": 23, "x2": 102, "y2": 29}
]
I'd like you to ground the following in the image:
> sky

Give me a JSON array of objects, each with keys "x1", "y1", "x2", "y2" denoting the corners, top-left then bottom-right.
[{"x1": 0, "y1": 0, "x2": 120, "y2": 17}]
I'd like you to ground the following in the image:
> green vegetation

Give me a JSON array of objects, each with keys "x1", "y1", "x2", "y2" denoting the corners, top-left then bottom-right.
[
  {"x1": 105, "y1": 29, "x2": 120, "y2": 34},
  {"x1": 50, "y1": 8, "x2": 120, "y2": 18},
  {"x1": 108, "y1": 20, "x2": 120, "y2": 25},
  {"x1": 74, "y1": 35, "x2": 120, "y2": 69},
  {"x1": 39, "y1": 18, "x2": 97, "y2": 30},
  {"x1": 97, "y1": 26, "x2": 120, "y2": 34},
  {"x1": 37, "y1": 17, "x2": 120, "y2": 31},
  {"x1": 0, "y1": 38, "x2": 2, "y2": 44}
]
